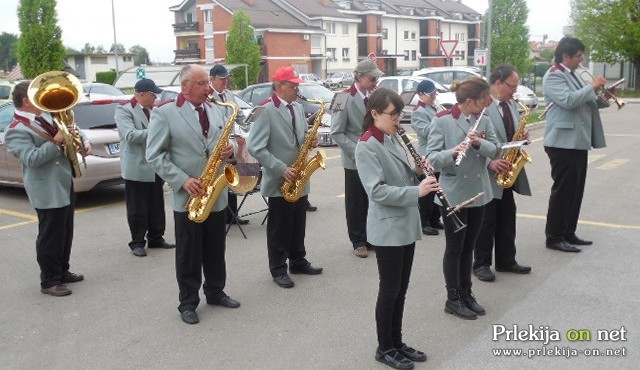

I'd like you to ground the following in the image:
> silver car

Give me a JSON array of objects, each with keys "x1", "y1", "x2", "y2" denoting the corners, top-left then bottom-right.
[
  {"x1": 324, "y1": 72, "x2": 354, "y2": 89},
  {"x1": 377, "y1": 76, "x2": 457, "y2": 122},
  {"x1": 0, "y1": 99, "x2": 124, "y2": 192}
]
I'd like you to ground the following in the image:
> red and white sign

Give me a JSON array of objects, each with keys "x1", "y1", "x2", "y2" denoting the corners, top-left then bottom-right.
[
  {"x1": 474, "y1": 48, "x2": 488, "y2": 66},
  {"x1": 368, "y1": 52, "x2": 377, "y2": 61},
  {"x1": 439, "y1": 40, "x2": 459, "y2": 60}
]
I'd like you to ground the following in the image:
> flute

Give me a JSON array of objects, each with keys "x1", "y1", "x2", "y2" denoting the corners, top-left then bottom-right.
[{"x1": 454, "y1": 107, "x2": 486, "y2": 167}]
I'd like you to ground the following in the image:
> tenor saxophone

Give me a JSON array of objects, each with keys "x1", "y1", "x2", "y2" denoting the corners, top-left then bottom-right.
[
  {"x1": 186, "y1": 100, "x2": 240, "y2": 223},
  {"x1": 280, "y1": 96, "x2": 326, "y2": 202},
  {"x1": 495, "y1": 99, "x2": 532, "y2": 188}
]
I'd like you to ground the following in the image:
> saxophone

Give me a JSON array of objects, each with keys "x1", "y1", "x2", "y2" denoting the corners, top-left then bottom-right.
[
  {"x1": 495, "y1": 99, "x2": 532, "y2": 188},
  {"x1": 186, "y1": 100, "x2": 240, "y2": 223},
  {"x1": 280, "y1": 96, "x2": 326, "y2": 202}
]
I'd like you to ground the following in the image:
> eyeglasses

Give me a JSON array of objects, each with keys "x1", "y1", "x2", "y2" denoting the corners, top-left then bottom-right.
[
  {"x1": 504, "y1": 81, "x2": 519, "y2": 90},
  {"x1": 380, "y1": 110, "x2": 404, "y2": 120}
]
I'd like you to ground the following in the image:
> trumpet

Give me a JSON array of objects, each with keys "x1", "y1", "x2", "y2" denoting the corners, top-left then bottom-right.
[{"x1": 577, "y1": 64, "x2": 625, "y2": 110}]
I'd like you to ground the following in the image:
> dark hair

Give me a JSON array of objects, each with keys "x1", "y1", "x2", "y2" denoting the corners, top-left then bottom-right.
[
  {"x1": 554, "y1": 37, "x2": 585, "y2": 64},
  {"x1": 450, "y1": 77, "x2": 490, "y2": 104},
  {"x1": 362, "y1": 87, "x2": 404, "y2": 132},
  {"x1": 489, "y1": 64, "x2": 518, "y2": 85},
  {"x1": 12, "y1": 81, "x2": 31, "y2": 108}
]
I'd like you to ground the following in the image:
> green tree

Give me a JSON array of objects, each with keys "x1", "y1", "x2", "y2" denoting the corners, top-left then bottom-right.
[
  {"x1": 17, "y1": 0, "x2": 66, "y2": 78},
  {"x1": 81, "y1": 43, "x2": 95, "y2": 54},
  {"x1": 225, "y1": 8, "x2": 262, "y2": 89},
  {"x1": 0, "y1": 32, "x2": 19, "y2": 72},
  {"x1": 572, "y1": 0, "x2": 640, "y2": 91},
  {"x1": 539, "y1": 48, "x2": 555, "y2": 63},
  {"x1": 485, "y1": 0, "x2": 531, "y2": 75},
  {"x1": 109, "y1": 43, "x2": 126, "y2": 54},
  {"x1": 95, "y1": 45, "x2": 106, "y2": 54},
  {"x1": 129, "y1": 45, "x2": 150, "y2": 66},
  {"x1": 65, "y1": 46, "x2": 79, "y2": 54}
]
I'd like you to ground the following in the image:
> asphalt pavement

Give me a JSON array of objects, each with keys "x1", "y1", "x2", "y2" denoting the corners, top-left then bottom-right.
[{"x1": 0, "y1": 102, "x2": 637, "y2": 369}]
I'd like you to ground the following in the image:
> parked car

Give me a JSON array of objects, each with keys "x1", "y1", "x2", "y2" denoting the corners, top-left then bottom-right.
[
  {"x1": 514, "y1": 85, "x2": 538, "y2": 110},
  {"x1": 298, "y1": 73, "x2": 323, "y2": 85},
  {"x1": 324, "y1": 72, "x2": 354, "y2": 89},
  {"x1": 412, "y1": 66, "x2": 483, "y2": 89},
  {"x1": 0, "y1": 80, "x2": 18, "y2": 104},
  {"x1": 82, "y1": 83, "x2": 132, "y2": 101},
  {"x1": 0, "y1": 99, "x2": 124, "y2": 192},
  {"x1": 156, "y1": 85, "x2": 254, "y2": 122},
  {"x1": 377, "y1": 76, "x2": 457, "y2": 122},
  {"x1": 238, "y1": 82, "x2": 336, "y2": 146}
]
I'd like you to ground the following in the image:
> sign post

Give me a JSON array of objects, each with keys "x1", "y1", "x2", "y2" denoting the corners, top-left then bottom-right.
[
  {"x1": 136, "y1": 68, "x2": 146, "y2": 80},
  {"x1": 474, "y1": 48, "x2": 488, "y2": 67},
  {"x1": 439, "y1": 40, "x2": 459, "y2": 66}
]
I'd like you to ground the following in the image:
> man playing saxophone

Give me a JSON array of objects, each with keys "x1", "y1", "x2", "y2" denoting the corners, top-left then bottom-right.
[
  {"x1": 248, "y1": 65, "x2": 323, "y2": 289},
  {"x1": 146, "y1": 65, "x2": 241, "y2": 325},
  {"x1": 473, "y1": 64, "x2": 532, "y2": 283}
]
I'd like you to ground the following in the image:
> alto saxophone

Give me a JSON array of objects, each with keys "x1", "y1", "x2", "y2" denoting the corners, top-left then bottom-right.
[
  {"x1": 495, "y1": 99, "x2": 532, "y2": 188},
  {"x1": 280, "y1": 96, "x2": 326, "y2": 202},
  {"x1": 186, "y1": 100, "x2": 240, "y2": 223}
]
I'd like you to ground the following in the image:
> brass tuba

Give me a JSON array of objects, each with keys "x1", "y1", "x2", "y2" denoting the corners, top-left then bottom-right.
[
  {"x1": 495, "y1": 99, "x2": 532, "y2": 188},
  {"x1": 186, "y1": 100, "x2": 240, "y2": 223},
  {"x1": 28, "y1": 71, "x2": 85, "y2": 178},
  {"x1": 280, "y1": 96, "x2": 326, "y2": 202}
]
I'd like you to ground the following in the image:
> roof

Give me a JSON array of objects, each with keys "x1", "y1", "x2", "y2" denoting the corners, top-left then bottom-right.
[{"x1": 216, "y1": 0, "x2": 320, "y2": 30}]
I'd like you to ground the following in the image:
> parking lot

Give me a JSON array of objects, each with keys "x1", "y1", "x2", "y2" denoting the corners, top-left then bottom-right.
[{"x1": 0, "y1": 105, "x2": 638, "y2": 369}]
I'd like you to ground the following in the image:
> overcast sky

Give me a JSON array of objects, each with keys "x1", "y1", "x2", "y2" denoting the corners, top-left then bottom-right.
[{"x1": 0, "y1": 0, "x2": 571, "y2": 64}]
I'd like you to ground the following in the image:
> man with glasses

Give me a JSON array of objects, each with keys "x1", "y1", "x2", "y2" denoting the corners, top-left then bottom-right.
[
  {"x1": 331, "y1": 59, "x2": 384, "y2": 258},
  {"x1": 115, "y1": 78, "x2": 174, "y2": 257},
  {"x1": 248, "y1": 65, "x2": 323, "y2": 289},
  {"x1": 473, "y1": 64, "x2": 532, "y2": 282}
]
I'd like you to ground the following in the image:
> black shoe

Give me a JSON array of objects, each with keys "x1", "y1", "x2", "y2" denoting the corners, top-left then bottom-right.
[
  {"x1": 496, "y1": 263, "x2": 532, "y2": 274},
  {"x1": 180, "y1": 309, "x2": 199, "y2": 325},
  {"x1": 565, "y1": 235, "x2": 593, "y2": 245},
  {"x1": 546, "y1": 240, "x2": 581, "y2": 253},
  {"x1": 375, "y1": 348, "x2": 414, "y2": 370},
  {"x1": 207, "y1": 295, "x2": 241, "y2": 308},
  {"x1": 132, "y1": 247, "x2": 147, "y2": 257},
  {"x1": 431, "y1": 220, "x2": 444, "y2": 229},
  {"x1": 398, "y1": 344, "x2": 427, "y2": 362},
  {"x1": 148, "y1": 241, "x2": 175, "y2": 249},
  {"x1": 306, "y1": 204, "x2": 318, "y2": 212},
  {"x1": 461, "y1": 290, "x2": 485, "y2": 316},
  {"x1": 289, "y1": 264, "x2": 323, "y2": 275},
  {"x1": 62, "y1": 272, "x2": 84, "y2": 283},
  {"x1": 422, "y1": 226, "x2": 438, "y2": 236},
  {"x1": 472, "y1": 265, "x2": 495, "y2": 282},
  {"x1": 444, "y1": 298, "x2": 477, "y2": 320},
  {"x1": 273, "y1": 274, "x2": 295, "y2": 288}
]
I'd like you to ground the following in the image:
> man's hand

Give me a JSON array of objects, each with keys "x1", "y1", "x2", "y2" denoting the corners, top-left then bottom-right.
[
  {"x1": 183, "y1": 177, "x2": 205, "y2": 197},
  {"x1": 282, "y1": 167, "x2": 298, "y2": 183},
  {"x1": 489, "y1": 159, "x2": 512, "y2": 173},
  {"x1": 418, "y1": 175, "x2": 440, "y2": 197},
  {"x1": 82, "y1": 142, "x2": 92, "y2": 156},
  {"x1": 220, "y1": 143, "x2": 234, "y2": 159},
  {"x1": 53, "y1": 132, "x2": 64, "y2": 145},
  {"x1": 591, "y1": 76, "x2": 607, "y2": 91}
]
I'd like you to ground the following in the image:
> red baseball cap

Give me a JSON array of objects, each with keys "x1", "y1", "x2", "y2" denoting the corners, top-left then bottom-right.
[{"x1": 273, "y1": 66, "x2": 304, "y2": 84}]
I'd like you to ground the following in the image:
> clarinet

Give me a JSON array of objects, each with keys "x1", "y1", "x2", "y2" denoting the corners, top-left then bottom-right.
[
  {"x1": 396, "y1": 126, "x2": 467, "y2": 233},
  {"x1": 454, "y1": 107, "x2": 486, "y2": 167}
]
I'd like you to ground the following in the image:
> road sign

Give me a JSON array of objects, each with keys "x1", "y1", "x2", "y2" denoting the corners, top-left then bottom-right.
[
  {"x1": 136, "y1": 68, "x2": 146, "y2": 79},
  {"x1": 368, "y1": 53, "x2": 377, "y2": 61},
  {"x1": 439, "y1": 40, "x2": 459, "y2": 59},
  {"x1": 474, "y1": 49, "x2": 488, "y2": 66}
]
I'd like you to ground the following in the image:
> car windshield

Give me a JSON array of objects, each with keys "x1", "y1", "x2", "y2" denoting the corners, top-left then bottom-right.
[
  {"x1": 299, "y1": 84, "x2": 334, "y2": 102},
  {"x1": 83, "y1": 84, "x2": 125, "y2": 96},
  {"x1": 72, "y1": 102, "x2": 120, "y2": 129}
]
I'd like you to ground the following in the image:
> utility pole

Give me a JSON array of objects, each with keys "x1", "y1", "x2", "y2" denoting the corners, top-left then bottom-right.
[
  {"x1": 485, "y1": 0, "x2": 493, "y2": 79},
  {"x1": 111, "y1": 0, "x2": 120, "y2": 77}
]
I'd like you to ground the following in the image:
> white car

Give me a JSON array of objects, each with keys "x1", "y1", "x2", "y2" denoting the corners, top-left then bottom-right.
[
  {"x1": 412, "y1": 66, "x2": 483, "y2": 89},
  {"x1": 377, "y1": 76, "x2": 457, "y2": 121},
  {"x1": 514, "y1": 85, "x2": 538, "y2": 110}
]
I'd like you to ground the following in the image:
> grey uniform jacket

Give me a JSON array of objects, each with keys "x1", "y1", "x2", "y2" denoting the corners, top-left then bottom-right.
[
  {"x1": 330, "y1": 84, "x2": 366, "y2": 170},
  {"x1": 542, "y1": 63, "x2": 606, "y2": 150},
  {"x1": 247, "y1": 93, "x2": 309, "y2": 198},
  {"x1": 355, "y1": 125, "x2": 422, "y2": 246},
  {"x1": 410, "y1": 101, "x2": 437, "y2": 156},
  {"x1": 5, "y1": 113, "x2": 85, "y2": 209},
  {"x1": 485, "y1": 100, "x2": 532, "y2": 199},
  {"x1": 115, "y1": 98, "x2": 156, "y2": 182},
  {"x1": 425, "y1": 104, "x2": 498, "y2": 208},
  {"x1": 146, "y1": 94, "x2": 231, "y2": 212}
]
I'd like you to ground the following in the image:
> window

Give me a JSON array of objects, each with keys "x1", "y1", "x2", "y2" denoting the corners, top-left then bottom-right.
[
  {"x1": 404, "y1": 31, "x2": 409, "y2": 40},
  {"x1": 342, "y1": 23, "x2": 349, "y2": 35},
  {"x1": 342, "y1": 48, "x2": 350, "y2": 61},
  {"x1": 403, "y1": 50, "x2": 409, "y2": 61},
  {"x1": 205, "y1": 38, "x2": 214, "y2": 50},
  {"x1": 325, "y1": 22, "x2": 336, "y2": 34},
  {"x1": 327, "y1": 48, "x2": 337, "y2": 61},
  {"x1": 411, "y1": 50, "x2": 417, "y2": 61},
  {"x1": 311, "y1": 35, "x2": 321, "y2": 48},
  {"x1": 203, "y1": 10, "x2": 212, "y2": 24},
  {"x1": 378, "y1": 79, "x2": 398, "y2": 91},
  {"x1": 411, "y1": 32, "x2": 416, "y2": 40},
  {"x1": 123, "y1": 56, "x2": 132, "y2": 62},
  {"x1": 402, "y1": 79, "x2": 420, "y2": 92},
  {"x1": 91, "y1": 56, "x2": 108, "y2": 64},
  {"x1": 382, "y1": 28, "x2": 388, "y2": 40}
]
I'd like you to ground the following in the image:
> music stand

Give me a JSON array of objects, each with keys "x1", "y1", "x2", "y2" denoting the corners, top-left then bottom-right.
[{"x1": 225, "y1": 164, "x2": 268, "y2": 238}]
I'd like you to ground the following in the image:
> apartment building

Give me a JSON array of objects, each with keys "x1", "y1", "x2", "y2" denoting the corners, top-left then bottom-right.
[{"x1": 169, "y1": 0, "x2": 482, "y2": 81}]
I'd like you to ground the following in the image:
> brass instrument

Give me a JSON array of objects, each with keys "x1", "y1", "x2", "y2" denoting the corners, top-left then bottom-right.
[
  {"x1": 186, "y1": 100, "x2": 240, "y2": 223},
  {"x1": 28, "y1": 71, "x2": 86, "y2": 178},
  {"x1": 280, "y1": 95, "x2": 326, "y2": 202},
  {"x1": 496, "y1": 99, "x2": 532, "y2": 188}
]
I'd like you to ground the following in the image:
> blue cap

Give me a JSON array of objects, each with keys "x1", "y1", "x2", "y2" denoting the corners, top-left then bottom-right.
[
  {"x1": 210, "y1": 64, "x2": 231, "y2": 78},
  {"x1": 416, "y1": 80, "x2": 436, "y2": 94},
  {"x1": 134, "y1": 78, "x2": 162, "y2": 94}
]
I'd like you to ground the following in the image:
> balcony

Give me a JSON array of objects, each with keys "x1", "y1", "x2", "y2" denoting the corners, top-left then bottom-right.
[
  {"x1": 173, "y1": 22, "x2": 199, "y2": 33},
  {"x1": 174, "y1": 49, "x2": 201, "y2": 63}
]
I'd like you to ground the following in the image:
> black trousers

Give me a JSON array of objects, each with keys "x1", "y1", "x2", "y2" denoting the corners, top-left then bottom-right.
[
  {"x1": 266, "y1": 195, "x2": 308, "y2": 277},
  {"x1": 418, "y1": 172, "x2": 441, "y2": 228},
  {"x1": 375, "y1": 243, "x2": 415, "y2": 350},
  {"x1": 474, "y1": 190, "x2": 517, "y2": 269},
  {"x1": 344, "y1": 168, "x2": 368, "y2": 249},
  {"x1": 35, "y1": 193, "x2": 75, "y2": 289},
  {"x1": 124, "y1": 176, "x2": 166, "y2": 249},
  {"x1": 442, "y1": 206, "x2": 484, "y2": 298},
  {"x1": 174, "y1": 210, "x2": 226, "y2": 312},
  {"x1": 544, "y1": 147, "x2": 588, "y2": 244}
]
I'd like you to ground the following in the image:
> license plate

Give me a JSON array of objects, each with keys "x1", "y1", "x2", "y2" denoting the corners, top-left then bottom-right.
[{"x1": 108, "y1": 142, "x2": 120, "y2": 154}]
